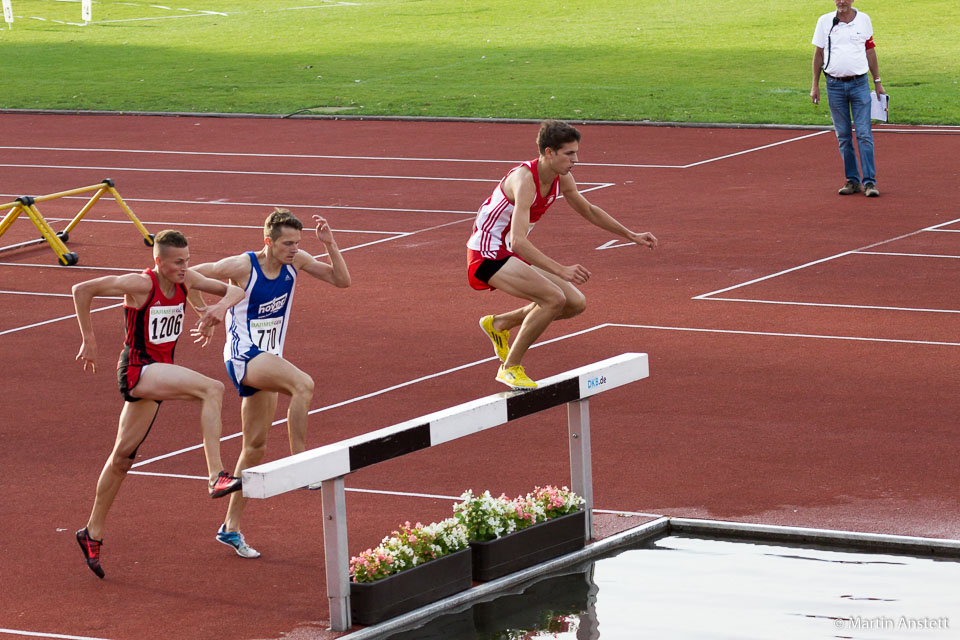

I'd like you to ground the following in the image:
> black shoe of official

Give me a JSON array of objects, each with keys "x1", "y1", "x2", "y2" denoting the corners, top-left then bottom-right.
[
  {"x1": 76, "y1": 527, "x2": 105, "y2": 579},
  {"x1": 838, "y1": 180, "x2": 862, "y2": 195},
  {"x1": 863, "y1": 182, "x2": 880, "y2": 197}
]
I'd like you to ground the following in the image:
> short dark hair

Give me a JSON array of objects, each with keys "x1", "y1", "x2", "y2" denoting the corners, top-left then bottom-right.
[
  {"x1": 537, "y1": 120, "x2": 581, "y2": 155},
  {"x1": 153, "y1": 229, "x2": 188, "y2": 255},
  {"x1": 264, "y1": 208, "x2": 303, "y2": 240}
]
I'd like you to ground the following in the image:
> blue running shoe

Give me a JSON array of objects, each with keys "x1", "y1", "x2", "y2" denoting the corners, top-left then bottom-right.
[{"x1": 216, "y1": 524, "x2": 260, "y2": 558}]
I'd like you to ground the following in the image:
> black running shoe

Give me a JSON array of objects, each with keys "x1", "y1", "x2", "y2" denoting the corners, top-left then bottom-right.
[
  {"x1": 209, "y1": 471, "x2": 242, "y2": 499},
  {"x1": 76, "y1": 527, "x2": 104, "y2": 579}
]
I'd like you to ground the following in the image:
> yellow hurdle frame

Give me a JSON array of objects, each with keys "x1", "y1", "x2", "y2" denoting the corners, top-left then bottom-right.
[{"x1": 0, "y1": 179, "x2": 153, "y2": 265}]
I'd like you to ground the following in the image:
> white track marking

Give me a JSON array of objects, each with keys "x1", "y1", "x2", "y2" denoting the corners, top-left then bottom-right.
[
  {"x1": 0, "y1": 164, "x2": 508, "y2": 183},
  {"x1": 697, "y1": 297, "x2": 960, "y2": 315},
  {"x1": 126, "y1": 317, "x2": 959, "y2": 472},
  {"x1": 125, "y1": 472, "x2": 669, "y2": 515},
  {"x1": 0, "y1": 290, "x2": 121, "y2": 299},
  {"x1": 0, "y1": 629, "x2": 112, "y2": 640},
  {"x1": 856, "y1": 251, "x2": 960, "y2": 259},
  {"x1": 40, "y1": 217, "x2": 406, "y2": 235},
  {"x1": 0, "y1": 262, "x2": 140, "y2": 272},
  {"x1": 694, "y1": 225, "x2": 946, "y2": 300},
  {"x1": 0, "y1": 302, "x2": 121, "y2": 336},
  {"x1": 0, "y1": 131, "x2": 845, "y2": 170},
  {"x1": 596, "y1": 239, "x2": 634, "y2": 250},
  {"x1": 130, "y1": 324, "x2": 609, "y2": 468},
  {"x1": 680, "y1": 131, "x2": 831, "y2": 168},
  {"x1": 604, "y1": 323, "x2": 960, "y2": 347},
  {"x1": 0, "y1": 193, "x2": 476, "y2": 215}
]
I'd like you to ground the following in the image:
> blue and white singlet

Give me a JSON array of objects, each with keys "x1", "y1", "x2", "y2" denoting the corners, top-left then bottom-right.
[{"x1": 224, "y1": 251, "x2": 297, "y2": 364}]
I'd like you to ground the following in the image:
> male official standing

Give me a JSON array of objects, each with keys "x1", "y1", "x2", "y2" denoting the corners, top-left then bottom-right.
[{"x1": 811, "y1": 0, "x2": 885, "y2": 197}]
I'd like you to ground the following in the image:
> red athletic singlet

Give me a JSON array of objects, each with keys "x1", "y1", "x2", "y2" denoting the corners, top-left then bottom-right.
[
  {"x1": 118, "y1": 269, "x2": 187, "y2": 370},
  {"x1": 466, "y1": 158, "x2": 561, "y2": 260}
]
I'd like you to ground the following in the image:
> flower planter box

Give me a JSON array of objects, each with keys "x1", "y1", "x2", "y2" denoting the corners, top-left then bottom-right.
[
  {"x1": 350, "y1": 548, "x2": 473, "y2": 625},
  {"x1": 470, "y1": 510, "x2": 586, "y2": 581}
]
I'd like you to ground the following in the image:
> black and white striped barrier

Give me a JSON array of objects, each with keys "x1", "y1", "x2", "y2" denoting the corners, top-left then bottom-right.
[{"x1": 242, "y1": 352, "x2": 649, "y2": 631}]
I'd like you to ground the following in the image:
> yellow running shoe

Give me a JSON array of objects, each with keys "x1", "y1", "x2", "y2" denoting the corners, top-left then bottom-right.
[
  {"x1": 479, "y1": 315, "x2": 510, "y2": 362},
  {"x1": 496, "y1": 364, "x2": 537, "y2": 389}
]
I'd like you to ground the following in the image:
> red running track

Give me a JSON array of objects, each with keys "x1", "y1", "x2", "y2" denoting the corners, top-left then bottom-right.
[{"x1": 1, "y1": 114, "x2": 959, "y2": 640}]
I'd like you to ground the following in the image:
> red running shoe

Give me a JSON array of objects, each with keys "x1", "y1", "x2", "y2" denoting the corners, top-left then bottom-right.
[
  {"x1": 76, "y1": 527, "x2": 104, "y2": 579},
  {"x1": 209, "y1": 471, "x2": 242, "y2": 499}
]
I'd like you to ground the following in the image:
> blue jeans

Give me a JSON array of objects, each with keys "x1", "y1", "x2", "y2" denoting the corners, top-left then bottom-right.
[{"x1": 826, "y1": 74, "x2": 875, "y2": 185}]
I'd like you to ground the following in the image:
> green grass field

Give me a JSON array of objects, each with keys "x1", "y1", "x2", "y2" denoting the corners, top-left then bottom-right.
[{"x1": 1, "y1": 0, "x2": 957, "y2": 124}]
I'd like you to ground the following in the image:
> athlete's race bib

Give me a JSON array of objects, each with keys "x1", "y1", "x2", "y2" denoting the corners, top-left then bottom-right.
[
  {"x1": 250, "y1": 316, "x2": 284, "y2": 355},
  {"x1": 148, "y1": 303, "x2": 184, "y2": 345}
]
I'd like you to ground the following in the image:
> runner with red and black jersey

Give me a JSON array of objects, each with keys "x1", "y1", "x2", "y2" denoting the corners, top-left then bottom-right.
[{"x1": 71, "y1": 229, "x2": 245, "y2": 579}]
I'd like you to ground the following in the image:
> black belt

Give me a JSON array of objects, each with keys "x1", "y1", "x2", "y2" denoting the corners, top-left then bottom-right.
[{"x1": 826, "y1": 73, "x2": 866, "y2": 82}]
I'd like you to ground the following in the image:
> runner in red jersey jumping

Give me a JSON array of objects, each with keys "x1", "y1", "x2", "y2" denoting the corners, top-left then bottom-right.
[{"x1": 467, "y1": 120, "x2": 658, "y2": 388}]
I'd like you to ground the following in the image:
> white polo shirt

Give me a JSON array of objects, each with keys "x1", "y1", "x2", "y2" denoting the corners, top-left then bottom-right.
[{"x1": 812, "y1": 10, "x2": 873, "y2": 77}]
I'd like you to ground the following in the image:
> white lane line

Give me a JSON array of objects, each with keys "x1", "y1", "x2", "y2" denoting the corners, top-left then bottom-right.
[
  {"x1": 126, "y1": 471, "x2": 461, "y2": 500},
  {"x1": 0, "y1": 136, "x2": 829, "y2": 170},
  {"x1": 605, "y1": 322, "x2": 960, "y2": 347},
  {"x1": 680, "y1": 131, "x2": 832, "y2": 168},
  {"x1": 694, "y1": 226, "x2": 938, "y2": 299},
  {"x1": 126, "y1": 316, "x2": 955, "y2": 472},
  {"x1": 0, "y1": 629, "x2": 113, "y2": 640},
  {"x1": 0, "y1": 262, "x2": 140, "y2": 272},
  {"x1": 0, "y1": 290, "x2": 122, "y2": 299},
  {"x1": 0, "y1": 164, "x2": 607, "y2": 187},
  {"x1": 0, "y1": 194, "x2": 477, "y2": 216},
  {"x1": 695, "y1": 297, "x2": 960, "y2": 315},
  {"x1": 125, "y1": 470, "x2": 667, "y2": 517},
  {"x1": 0, "y1": 163, "x2": 504, "y2": 183},
  {"x1": 124, "y1": 472, "x2": 669, "y2": 517},
  {"x1": 0, "y1": 303, "x2": 121, "y2": 337},
  {"x1": 41, "y1": 217, "x2": 406, "y2": 235},
  {"x1": 130, "y1": 323, "x2": 609, "y2": 468},
  {"x1": 855, "y1": 251, "x2": 960, "y2": 259},
  {"x1": 922, "y1": 218, "x2": 960, "y2": 231}
]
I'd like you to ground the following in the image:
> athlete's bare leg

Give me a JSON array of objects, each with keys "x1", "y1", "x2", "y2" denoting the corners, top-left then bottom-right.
[
  {"x1": 487, "y1": 259, "x2": 586, "y2": 369},
  {"x1": 241, "y1": 353, "x2": 315, "y2": 454},
  {"x1": 223, "y1": 389, "x2": 279, "y2": 533},
  {"x1": 131, "y1": 362, "x2": 227, "y2": 482},
  {"x1": 85, "y1": 399, "x2": 161, "y2": 540}
]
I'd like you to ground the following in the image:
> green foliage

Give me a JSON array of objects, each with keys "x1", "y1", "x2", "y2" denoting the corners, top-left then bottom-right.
[{"x1": 1, "y1": 0, "x2": 957, "y2": 123}]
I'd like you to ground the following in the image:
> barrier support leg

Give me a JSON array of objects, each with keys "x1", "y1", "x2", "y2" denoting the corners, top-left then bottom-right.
[
  {"x1": 0, "y1": 204, "x2": 25, "y2": 240},
  {"x1": 321, "y1": 476, "x2": 352, "y2": 631},
  {"x1": 106, "y1": 185, "x2": 153, "y2": 245},
  {"x1": 567, "y1": 398, "x2": 594, "y2": 542},
  {"x1": 25, "y1": 204, "x2": 73, "y2": 263},
  {"x1": 61, "y1": 186, "x2": 108, "y2": 235}
]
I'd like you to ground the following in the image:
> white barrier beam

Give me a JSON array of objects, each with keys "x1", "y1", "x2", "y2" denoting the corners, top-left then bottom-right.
[{"x1": 242, "y1": 352, "x2": 649, "y2": 498}]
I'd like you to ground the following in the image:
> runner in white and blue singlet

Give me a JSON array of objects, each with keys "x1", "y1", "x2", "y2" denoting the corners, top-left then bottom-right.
[
  {"x1": 223, "y1": 251, "x2": 297, "y2": 396},
  {"x1": 191, "y1": 209, "x2": 350, "y2": 559}
]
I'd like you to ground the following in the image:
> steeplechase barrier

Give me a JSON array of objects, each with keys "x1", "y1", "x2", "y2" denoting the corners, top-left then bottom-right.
[
  {"x1": 242, "y1": 352, "x2": 649, "y2": 631},
  {"x1": 0, "y1": 179, "x2": 153, "y2": 265}
]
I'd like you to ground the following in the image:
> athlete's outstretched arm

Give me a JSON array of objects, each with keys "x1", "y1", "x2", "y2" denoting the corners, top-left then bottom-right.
[
  {"x1": 183, "y1": 269, "x2": 244, "y2": 330},
  {"x1": 186, "y1": 255, "x2": 250, "y2": 344},
  {"x1": 560, "y1": 174, "x2": 658, "y2": 249},
  {"x1": 296, "y1": 215, "x2": 351, "y2": 288},
  {"x1": 71, "y1": 273, "x2": 152, "y2": 373}
]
